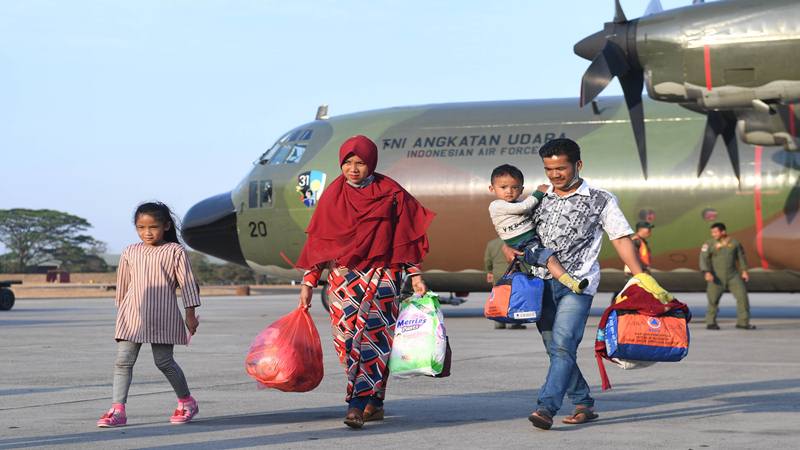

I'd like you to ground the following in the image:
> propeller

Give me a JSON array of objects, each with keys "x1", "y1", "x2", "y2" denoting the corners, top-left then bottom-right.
[
  {"x1": 644, "y1": 0, "x2": 664, "y2": 16},
  {"x1": 777, "y1": 103, "x2": 799, "y2": 150},
  {"x1": 696, "y1": 110, "x2": 741, "y2": 183},
  {"x1": 575, "y1": 0, "x2": 648, "y2": 178}
]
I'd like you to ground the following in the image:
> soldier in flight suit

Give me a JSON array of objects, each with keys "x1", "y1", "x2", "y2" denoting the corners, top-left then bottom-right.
[{"x1": 700, "y1": 222, "x2": 756, "y2": 330}]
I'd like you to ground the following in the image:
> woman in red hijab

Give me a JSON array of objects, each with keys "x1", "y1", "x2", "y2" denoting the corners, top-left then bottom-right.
[{"x1": 296, "y1": 135, "x2": 435, "y2": 429}]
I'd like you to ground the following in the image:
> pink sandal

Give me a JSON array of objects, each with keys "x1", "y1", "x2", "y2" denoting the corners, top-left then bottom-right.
[
  {"x1": 97, "y1": 407, "x2": 127, "y2": 428},
  {"x1": 170, "y1": 397, "x2": 199, "y2": 424}
]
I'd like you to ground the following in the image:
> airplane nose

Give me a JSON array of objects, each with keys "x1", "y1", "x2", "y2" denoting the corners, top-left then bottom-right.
[{"x1": 182, "y1": 192, "x2": 247, "y2": 265}]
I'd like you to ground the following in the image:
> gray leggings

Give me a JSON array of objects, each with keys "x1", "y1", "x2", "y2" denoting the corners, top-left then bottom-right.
[{"x1": 112, "y1": 340, "x2": 190, "y2": 404}]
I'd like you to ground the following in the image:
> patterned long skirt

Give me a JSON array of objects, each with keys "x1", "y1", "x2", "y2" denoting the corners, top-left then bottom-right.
[{"x1": 326, "y1": 267, "x2": 401, "y2": 402}]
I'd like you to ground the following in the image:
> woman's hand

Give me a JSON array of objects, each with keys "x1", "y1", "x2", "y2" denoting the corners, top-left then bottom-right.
[
  {"x1": 411, "y1": 275, "x2": 427, "y2": 295},
  {"x1": 298, "y1": 284, "x2": 313, "y2": 309},
  {"x1": 185, "y1": 308, "x2": 199, "y2": 335}
]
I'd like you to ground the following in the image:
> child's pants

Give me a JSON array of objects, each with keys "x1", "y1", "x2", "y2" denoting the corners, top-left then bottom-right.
[
  {"x1": 112, "y1": 340, "x2": 190, "y2": 404},
  {"x1": 519, "y1": 237, "x2": 555, "y2": 268}
]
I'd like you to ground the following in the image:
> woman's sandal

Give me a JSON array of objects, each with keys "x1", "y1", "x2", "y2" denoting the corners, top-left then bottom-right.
[
  {"x1": 363, "y1": 404, "x2": 384, "y2": 422},
  {"x1": 528, "y1": 410, "x2": 553, "y2": 430},
  {"x1": 343, "y1": 408, "x2": 364, "y2": 429},
  {"x1": 562, "y1": 407, "x2": 599, "y2": 425}
]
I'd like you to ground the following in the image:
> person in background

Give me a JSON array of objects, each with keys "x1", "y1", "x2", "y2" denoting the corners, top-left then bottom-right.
[
  {"x1": 484, "y1": 237, "x2": 526, "y2": 330},
  {"x1": 700, "y1": 222, "x2": 755, "y2": 330},
  {"x1": 624, "y1": 221, "x2": 654, "y2": 275}
]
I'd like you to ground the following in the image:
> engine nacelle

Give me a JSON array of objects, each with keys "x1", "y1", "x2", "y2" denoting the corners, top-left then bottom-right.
[
  {"x1": 735, "y1": 108, "x2": 799, "y2": 151},
  {"x1": 639, "y1": 0, "x2": 800, "y2": 111}
]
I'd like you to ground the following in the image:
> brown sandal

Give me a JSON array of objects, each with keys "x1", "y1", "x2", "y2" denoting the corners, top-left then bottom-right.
[
  {"x1": 562, "y1": 407, "x2": 598, "y2": 425},
  {"x1": 343, "y1": 408, "x2": 364, "y2": 429},
  {"x1": 363, "y1": 404, "x2": 384, "y2": 422},
  {"x1": 528, "y1": 411, "x2": 553, "y2": 430}
]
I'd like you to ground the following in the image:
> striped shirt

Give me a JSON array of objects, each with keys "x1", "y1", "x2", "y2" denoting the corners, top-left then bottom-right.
[{"x1": 114, "y1": 242, "x2": 201, "y2": 345}]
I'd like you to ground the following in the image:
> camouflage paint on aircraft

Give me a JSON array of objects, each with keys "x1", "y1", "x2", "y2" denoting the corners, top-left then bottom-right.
[
  {"x1": 183, "y1": 0, "x2": 800, "y2": 292},
  {"x1": 184, "y1": 96, "x2": 799, "y2": 291}
]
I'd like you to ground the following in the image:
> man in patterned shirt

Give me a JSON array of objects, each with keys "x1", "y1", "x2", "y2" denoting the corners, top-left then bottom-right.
[{"x1": 503, "y1": 138, "x2": 670, "y2": 430}]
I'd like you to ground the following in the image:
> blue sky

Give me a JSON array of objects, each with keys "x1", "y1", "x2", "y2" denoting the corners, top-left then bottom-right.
[{"x1": 0, "y1": 0, "x2": 695, "y2": 253}]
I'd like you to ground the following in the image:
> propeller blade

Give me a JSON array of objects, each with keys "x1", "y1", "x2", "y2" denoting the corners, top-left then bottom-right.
[
  {"x1": 785, "y1": 154, "x2": 800, "y2": 223},
  {"x1": 619, "y1": 70, "x2": 647, "y2": 178},
  {"x1": 580, "y1": 54, "x2": 613, "y2": 107},
  {"x1": 603, "y1": 40, "x2": 631, "y2": 76},
  {"x1": 697, "y1": 113, "x2": 720, "y2": 177},
  {"x1": 614, "y1": 0, "x2": 627, "y2": 23},
  {"x1": 574, "y1": 30, "x2": 606, "y2": 61},
  {"x1": 580, "y1": 41, "x2": 630, "y2": 107},
  {"x1": 720, "y1": 112, "x2": 741, "y2": 183},
  {"x1": 696, "y1": 111, "x2": 741, "y2": 183},
  {"x1": 644, "y1": 0, "x2": 664, "y2": 16}
]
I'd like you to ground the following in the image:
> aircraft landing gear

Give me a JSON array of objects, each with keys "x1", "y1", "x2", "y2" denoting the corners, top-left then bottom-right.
[
  {"x1": 440, "y1": 293, "x2": 467, "y2": 306},
  {"x1": 0, "y1": 287, "x2": 15, "y2": 311}
]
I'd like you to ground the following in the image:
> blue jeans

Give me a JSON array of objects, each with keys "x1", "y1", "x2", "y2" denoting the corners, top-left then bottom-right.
[
  {"x1": 535, "y1": 279, "x2": 594, "y2": 417},
  {"x1": 518, "y1": 237, "x2": 555, "y2": 268}
]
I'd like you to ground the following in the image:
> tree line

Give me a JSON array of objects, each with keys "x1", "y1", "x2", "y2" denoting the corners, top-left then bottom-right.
[{"x1": 0, "y1": 209, "x2": 261, "y2": 284}]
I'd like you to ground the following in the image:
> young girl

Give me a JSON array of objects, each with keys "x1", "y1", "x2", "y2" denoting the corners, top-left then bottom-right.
[{"x1": 97, "y1": 202, "x2": 201, "y2": 427}]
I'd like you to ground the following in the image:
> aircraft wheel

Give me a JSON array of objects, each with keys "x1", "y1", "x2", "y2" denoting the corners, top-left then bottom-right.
[
  {"x1": 319, "y1": 285, "x2": 330, "y2": 313},
  {"x1": 0, "y1": 288, "x2": 15, "y2": 311}
]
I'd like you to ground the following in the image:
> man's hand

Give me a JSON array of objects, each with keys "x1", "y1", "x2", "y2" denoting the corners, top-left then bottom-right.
[
  {"x1": 741, "y1": 271, "x2": 749, "y2": 282},
  {"x1": 611, "y1": 237, "x2": 644, "y2": 275},
  {"x1": 298, "y1": 284, "x2": 313, "y2": 309},
  {"x1": 501, "y1": 244, "x2": 523, "y2": 263},
  {"x1": 704, "y1": 272, "x2": 714, "y2": 282},
  {"x1": 486, "y1": 273, "x2": 494, "y2": 284},
  {"x1": 411, "y1": 275, "x2": 427, "y2": 295}
]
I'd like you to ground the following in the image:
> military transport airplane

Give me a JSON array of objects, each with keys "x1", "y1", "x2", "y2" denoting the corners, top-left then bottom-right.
[{"x1": 183, "y1": 0, "x2": 800, "y2": 306}]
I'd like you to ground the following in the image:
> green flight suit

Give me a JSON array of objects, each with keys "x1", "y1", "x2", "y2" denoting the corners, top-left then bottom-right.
[
  {"x1": 485, "y1": 238, "x2": 512, "y2": 286},
  {"x1": 699, "y1": 237, "x2": 751, "y2": 327}
]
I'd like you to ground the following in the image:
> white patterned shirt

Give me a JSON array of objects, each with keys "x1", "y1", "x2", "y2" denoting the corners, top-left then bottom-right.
[{"x1": 531, "y1": 181, "x2": 633, "y2": 296}]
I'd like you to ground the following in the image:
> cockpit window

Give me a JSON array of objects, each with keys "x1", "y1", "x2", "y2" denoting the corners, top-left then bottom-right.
[
  {"x1": 257, "y1": 129, "x2": 314, "y2": 165},
  {"x1": 285, "y1": 144, "x2": 306, "y2": 164},
  {"x1": 268, "y1": 145, "x2": 292, "y2": 165}
]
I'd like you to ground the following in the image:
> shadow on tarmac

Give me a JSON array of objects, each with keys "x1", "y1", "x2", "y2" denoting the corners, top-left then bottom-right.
[
  {"x1": 0, "y1": 380, "x2": 166, "y2": 399},
  {"x1": 1, "y1": 378, "x2": 797, "y2": 449}
]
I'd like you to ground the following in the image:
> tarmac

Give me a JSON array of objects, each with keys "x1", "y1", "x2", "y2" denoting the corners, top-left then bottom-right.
[{"x1": 0, "y1": 291, "x2": 798, "y2": 449}]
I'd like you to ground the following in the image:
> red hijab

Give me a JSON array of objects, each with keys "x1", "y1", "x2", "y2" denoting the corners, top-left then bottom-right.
[{"x1": 295, "y1": 135, "x2": 435, "y2": 271}]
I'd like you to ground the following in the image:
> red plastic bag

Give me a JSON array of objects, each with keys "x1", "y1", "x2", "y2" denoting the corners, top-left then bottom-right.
[{"x1": 245, "y1": 307, "x2": 324, "y2": 392}]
